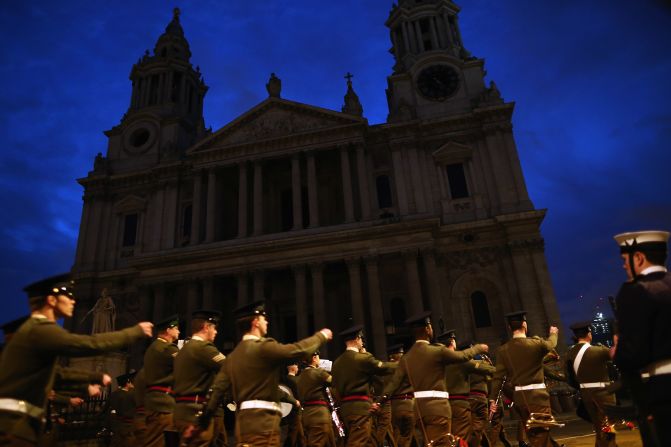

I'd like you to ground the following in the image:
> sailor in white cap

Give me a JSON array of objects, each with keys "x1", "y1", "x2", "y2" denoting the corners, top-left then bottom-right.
[{"x1": 613, "y1": 230, "x2": 671, "y2": 447}]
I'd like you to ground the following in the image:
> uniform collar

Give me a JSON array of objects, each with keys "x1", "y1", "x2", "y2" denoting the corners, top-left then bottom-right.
[
  {"x1": 31, "y1": 313, "x2": 48, "y2": 320},
  {"x1": 243, "y1": 334, "x2": 261, "y2": 341},
  {"x1": 640, "y1": 265, "x2": 668, "y2": 276},
  {"x1": 157, "y1": 337, "x2": 169, "y2": 343},
  {"x1": 415, "y1": 339, "x2": 430, "y2": 344},
  {"x1": 191, "y1": 335, "x2": 205, "y2": 341},
  {"x1": 512, "y1": 333, "x2": 526, "y2": 339},
  {"x1": 346, "y1": 347, "x2": 359, "y2": 352}
]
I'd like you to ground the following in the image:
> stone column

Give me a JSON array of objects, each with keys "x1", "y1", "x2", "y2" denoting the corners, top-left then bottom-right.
[
  {"x1": 237, "y1": 273, "x2": 248, "y2": 307},
  {"x1": 346, "y1": 258, "x2": 365, "y2": 324},
  {"x1": 293, "y1": 265, "x2": 308, "y2": 338},
  {"x1": 403, "y1": 249, "x2": 424, "y2": 314},
  {"x1": 190, "y1": 170, "x2": 202, "y2": 245},
  {"x1": 291, "y1": 154, "x2": 303, "y2": 230},
  {"x1": 509, "y1": 242, "x2": 547, "y2": 335},
  {"x1": 355, "y1": 144, "x2": 371, "y2": 221},
  {"x1": 309, "y1": 263, "x2": 326, "y2": 329},
  {"x1": 443, "y1": 13, "x2": 454, "y2": 47},
  {"x1": 402, "y1": 21, "x2": 413, "y2": 54},
  {"x1": 364, "y1": 255, "x2": 387, "y2": 356},
  {"x1": 529, "y1": 243, "x2": 563, "y2": 331},
  {"x1": 253, "y1": 269, "x2": 264, "y2": 301},
  {"x1": 306, "y1": 152, "x2": 319, "y2": 228},
  {"x1": 187, "y1": 282, "x2": 199, "y2": 321},
  {"x1": 408, "y1": 147, "x2": 427, "y2": 213},
  {"x1": 253, "y1": 162, "x2": 264, "y2": 236},
  {"x1": 152, "y1": 284, "x2": 165, "y2": 322},
  {"x1": 205, "y1": 168, "x2": 217, "y2": 243},
  {"x1": 340, "y1": 146, "x2": 355, "y2": 223},
  {"x1": 202, "y1": 277, "x2": 214, "y2": 310},
  {"x1": 421, "y1": 248, "x2": 443, "y2": 318},
  {"x1": 429, "y1": 16, "x2": 440, "y2": 49},
  {"x1": 414, "y1": 21, "x2": 424, "y2": 52},
  {"x1": 390, "y1": 145, "x2": 409, "y2": 215},
  {"x1": 237, "y1": 162, "x2": 248, "y2": 238}
]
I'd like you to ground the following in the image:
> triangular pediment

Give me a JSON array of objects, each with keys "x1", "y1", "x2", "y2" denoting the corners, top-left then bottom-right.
[
  {"x1": 189, "y1": 97, "x2": 366, "y2": 153},
  {"x1": 432, "y1": 141, "x2": 473, "y2": 165},
  {"x1": 113, "y1": 194, "x2": 147, "y2": 214}
]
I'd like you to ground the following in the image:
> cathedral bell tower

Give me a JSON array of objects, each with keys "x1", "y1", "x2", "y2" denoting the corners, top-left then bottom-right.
[
  {"x1": 101, "y1": 8, "x2": 209, "y2": 173},
  {"x1": 385, "y1": 0, "x2": 496, "y2": 122}
]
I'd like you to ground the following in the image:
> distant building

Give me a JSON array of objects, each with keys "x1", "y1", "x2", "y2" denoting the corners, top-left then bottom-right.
[
  {"x1": 591, "y1": 312, "x2": 614, "y2": 347},
  {"x1": 68, "y1": 1, "x2": 562, "y2": 364}
]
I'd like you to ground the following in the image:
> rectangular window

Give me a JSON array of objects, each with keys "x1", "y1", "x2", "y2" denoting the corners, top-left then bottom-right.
[
  {"x1": 122, "y1": 214, "x2": 138, "y2": 247},
  {"x1": 446, "y1": 163, "x2": 469, "y2": 199},
  {"x1": 181, "y1": 204, "x2": 192, "y2": 238}
]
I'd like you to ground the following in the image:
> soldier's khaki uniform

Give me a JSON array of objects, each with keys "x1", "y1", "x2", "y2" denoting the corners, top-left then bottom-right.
[
  {"x1": 173, "y1": 336, "x2": 226, "y2": 447},
  {"x1": 109, "y1": 387, "x2": 137, "y2": 446},
  {"x1": 143, "y1": 337, "x2": 179, "y2": 446},
  {"x1": 565, "y1": 342, "x2": 616, "y2": 447},
  {"x1": 297, "y1": 366, "x2": 336, "y2": 447},
  {"x1": 331, "y1": 349, "x2": 395, "y2": 447},
  {"x1": 0, "y1": 315, "x2": 144, "y2": 445},
  {"x1": 209, "y1": 331, "x2": 328, "y2": 447},
  {"x1": 445, "y1": 360, "x2": 493, "y2": 441},
  {"x1": 384, "y1": 341, "x2": 484, "y2": 447},
  {"x1": 467, "y1": 359, "x2": 496, "y2": 447},
  {"x1": 133, "y1": 368, "x2": 148, "y2": 446},
  {"x1": 489, "y1": 333, "x2": 558, "y2": 447},
  {"x1": 388, "y1": 379, "x2": 415, "y2": 447},
  {"x1": 370, "y1": 374, "x2": 393, "y2": 447}
]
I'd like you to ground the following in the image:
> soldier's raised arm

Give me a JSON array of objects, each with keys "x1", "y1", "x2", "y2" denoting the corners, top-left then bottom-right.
[{"x1": 260, "y1": 328, "x2": 332, "y2": 361}]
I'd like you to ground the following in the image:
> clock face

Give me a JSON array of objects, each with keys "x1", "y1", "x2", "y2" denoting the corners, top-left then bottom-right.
[
  {"x1": 416, "y1": 65, "x2": 460, "y2": 101},
  {"x1": 123, "y1": 121, "x2": 157, "y2": 155}
]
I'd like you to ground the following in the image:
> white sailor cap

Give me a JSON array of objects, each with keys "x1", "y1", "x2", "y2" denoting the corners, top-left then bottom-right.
[{"x1": 614, "y1": 231, "x2": 669, "y2": 254}]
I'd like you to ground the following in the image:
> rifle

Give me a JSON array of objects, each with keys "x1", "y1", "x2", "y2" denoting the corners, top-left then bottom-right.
[
  {"x1": 488, "y1": 376, "x2": 506, "y2": 423},
  {"x1": 325, "y1": 387, "x2": 346, "y2": 438}
]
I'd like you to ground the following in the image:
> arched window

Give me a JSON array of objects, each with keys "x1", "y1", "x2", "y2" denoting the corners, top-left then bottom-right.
[
  {"x1": 470, "y1": 291, "x2": 492, "y2": 328},
  {"x1": 376, "y1": 175, "x2": 393, "y2": 209}
]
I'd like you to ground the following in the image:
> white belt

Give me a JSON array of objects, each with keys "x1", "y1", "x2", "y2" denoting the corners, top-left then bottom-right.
[
  {"x1": 580, "y1": 382, "x2": 610, "y2": 389},
  {"x1": 239, "y1": 400, "x2": 282, "y2": 413},
  {"x1": 514, "y1": 383, "x2": 546, "y2": 391},
  {"x1": 0, "y1": 398, "x2": 44, "y2": 419},
  {"x1": 414, "y1": 390, "x2": 449, "y2": 399},
  {"x1": 641, "y1": 359, "x2": 671, "y2": 379}
]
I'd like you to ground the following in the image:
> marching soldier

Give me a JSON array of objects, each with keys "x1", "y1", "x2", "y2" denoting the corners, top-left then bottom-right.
[
  {"x1": 613, "y1": 230, "x2": 671, "y2": 447},
  {"x1": 489, "y1": 311, "x2": 559, "y2": 447},
  {"x1": 200, "y1": 301, "x2": 332, "y2": 446},
  {"x1": 384, "y1": 312, "x2": 487, "y2": 446},
  {"x1": 468, "y1": 353, "x2": 496, "y2": 447},
  {"x1": 143, "y1": 314, "x2": 180, "y2": 447},
  {"x1": 385, "y1": 344, "x2": 415, "y2": 447},
  {"x1": 0, "y1": 273, "x2": 152, "y2": 445},
  {"x1": 109, "y1": 371, "x2": 138, "y2": 446},
  {"x1": 297, "y1": 351, "x2": 337, "y2": 447},
  {"x1": 370, "y1": 355, "x2": 394, "y2": 447},
  {"x1": 133, "y1": 368, "x2": 148, "y2": 446},
  {"x1": 565, "y1": 321, "x2": 616, "y2": 447},
  {"x1": 173, "y1": 310, "x2": 226, "y2": 446},
  {"x1": 281, "y1": 360, "x2": 305, "y2": 446},
  {"x1": 331, "y1": 324, "x2": 395, "y2": 447}
]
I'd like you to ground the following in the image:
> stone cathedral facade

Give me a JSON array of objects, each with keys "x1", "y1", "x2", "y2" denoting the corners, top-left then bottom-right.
[{"x1": 70, "y1": 1, "x2": 562, "y2": 363}]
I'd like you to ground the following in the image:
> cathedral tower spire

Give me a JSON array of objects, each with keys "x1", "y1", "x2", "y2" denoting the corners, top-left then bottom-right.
[{"x1": 101, "y1": 8, "x2": 209, "y2": 172}]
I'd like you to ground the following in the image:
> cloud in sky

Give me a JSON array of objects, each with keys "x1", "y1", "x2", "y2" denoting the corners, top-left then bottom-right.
[{"x1": 1, "y1": 0, "x2": 670, "y2": 336}]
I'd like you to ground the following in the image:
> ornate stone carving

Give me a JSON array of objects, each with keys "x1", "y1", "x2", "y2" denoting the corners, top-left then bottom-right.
[
  {"x1": 441, "y1": 247, "x2": 504, "y2": 270},
  {"x1": 507, "y1": 238, "x2": 545, "y2": 252}
]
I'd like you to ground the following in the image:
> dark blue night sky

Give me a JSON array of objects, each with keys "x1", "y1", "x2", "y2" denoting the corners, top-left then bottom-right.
[{"x1": 1, "y1": 1, "x2": 670, "y2": 338}]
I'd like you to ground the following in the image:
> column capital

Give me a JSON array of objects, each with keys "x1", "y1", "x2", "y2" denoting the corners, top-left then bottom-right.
[
  {"x1": 420, "y1": 246, "x2": 436, "y2": 258},
  {"x1": 345, "y1": 257, "x2": 361, "y2": 268},
  {"x1": 363, "y1": 253, "x2": 379, "y2": 265},
  {"x1": 401, "y1": 248, "x2": 419, "y2": 260},
  {"x1": 291, "y1": 263, "x2": 306, "y2": 274},
  {"x1": 308, "y1": 261, "x2": 324, "y2": 274}
]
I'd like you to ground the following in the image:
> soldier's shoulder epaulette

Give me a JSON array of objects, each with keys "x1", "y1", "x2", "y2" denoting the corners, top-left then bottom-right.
[
  {"x1": 530, "y1": 335, "x2": 542, "y2": 340},
  {"x1": 262, "y1": 337, "x2": 277, "y2": 343}
]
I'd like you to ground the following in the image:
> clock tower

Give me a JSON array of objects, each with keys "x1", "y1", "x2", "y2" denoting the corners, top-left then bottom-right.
[
  {"x1": 101, "y1": 8, "x2": 209, "y2": 174},
  {"x1": 385, "y1": 0, "x2": 494, "y2": 122}
]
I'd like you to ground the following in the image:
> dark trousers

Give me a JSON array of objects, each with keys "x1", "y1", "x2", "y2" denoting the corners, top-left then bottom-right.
[{"x1": 342, "y1": 414, "x2": 371, "y2": 447}]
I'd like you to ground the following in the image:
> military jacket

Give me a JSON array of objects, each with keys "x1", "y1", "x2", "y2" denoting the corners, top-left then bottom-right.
[
  {"x1": 0, "y1": 316, "x2": 144, "y2": 442},
  {"x1": 297, "y1": 366, "x2": 332, "y2": 425},
  {"x1": 109, "y1": 388, "x2": 137, "y2": 421},
  {"x1": 383, "y1": 341, "x2": 482, "y2": 418},
  {"x1": 133, "y1": 368, "x2": 146, "y2": 413},
  {"x1": 614, "y1": 271, "x2": 671, "y2": 373},
  {"x1": 489, "y1": 334, "x2": 557, "y2": 406},
  {"x1": 173, "y1": 337, "x2": 226, "y2": 423},
  {"x1": 565, "y1": 342, "x2": 611, "y2": 386},
  {"x1": 332, "y1": 349, "x2": 395, "y2": 416},
  {"x1": 143, "y1": 337, "x2": 179, "y2": 412}
]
